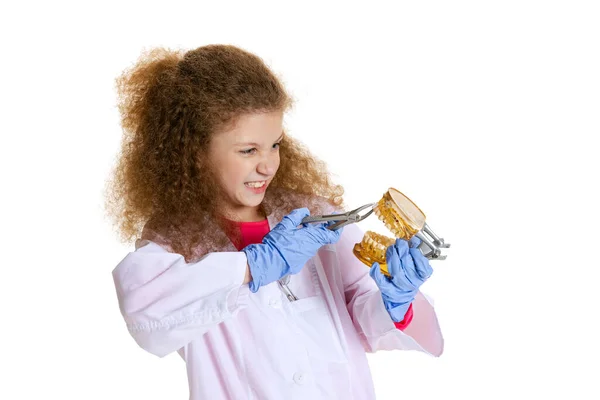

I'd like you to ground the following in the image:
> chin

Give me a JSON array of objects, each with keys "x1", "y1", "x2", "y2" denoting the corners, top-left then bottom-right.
[
  {"x1": 247, "y1": 196, "x2": 265, "y2": 206},
  {"x1": 239, "y1": 194, "x2": 263, "y2": 207}
]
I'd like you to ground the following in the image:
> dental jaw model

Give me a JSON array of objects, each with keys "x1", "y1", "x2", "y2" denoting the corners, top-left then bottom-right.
[
  {"x1": 302, "y1": 187, "x2": 450, "y2": 278},
  {"x1": 352, "y1": 188, "x2": 450, "y2": 277}
]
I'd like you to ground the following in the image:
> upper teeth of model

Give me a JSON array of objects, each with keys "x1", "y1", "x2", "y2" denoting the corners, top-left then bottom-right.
[{"x1": 245, "y1": 181, "x2": 266, "y2": 188}]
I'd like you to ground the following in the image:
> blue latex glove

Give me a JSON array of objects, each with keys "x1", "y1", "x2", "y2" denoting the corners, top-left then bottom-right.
[
  {"x1": 369, "y1": 236, "x2": 433, "y2": 322},
  {"x1": 242, "y1": 208, "x2": 343, "y2": 293}
]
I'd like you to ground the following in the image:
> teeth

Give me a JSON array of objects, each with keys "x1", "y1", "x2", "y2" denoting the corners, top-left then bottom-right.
[{"x1": 245, "y1": 181, "x2": 266, "y2": 188}]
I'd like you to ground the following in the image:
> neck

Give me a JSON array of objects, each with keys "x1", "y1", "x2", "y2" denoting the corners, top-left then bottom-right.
[{"x1": 222, "y1": 206, "x2": 266, "y2": 222}]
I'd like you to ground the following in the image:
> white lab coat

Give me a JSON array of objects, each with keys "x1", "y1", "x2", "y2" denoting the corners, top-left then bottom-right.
[{"x1": 112, "y1": 205, "x2": 444, "y2": 399}]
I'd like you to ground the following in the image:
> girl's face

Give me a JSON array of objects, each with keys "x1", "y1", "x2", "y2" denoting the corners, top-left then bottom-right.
[{"x1": 208, "y1": 111, "x2": 284, "y2": 221}]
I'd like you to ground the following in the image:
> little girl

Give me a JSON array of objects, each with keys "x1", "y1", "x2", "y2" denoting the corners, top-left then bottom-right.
[{"x1": 106, "y1": 44, "x2": 443, "y2": 400}]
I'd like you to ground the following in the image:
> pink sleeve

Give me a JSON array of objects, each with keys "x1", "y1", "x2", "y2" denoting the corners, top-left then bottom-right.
[{"x1": 393, "y1": 303, "x2": 414, "y2": 331}]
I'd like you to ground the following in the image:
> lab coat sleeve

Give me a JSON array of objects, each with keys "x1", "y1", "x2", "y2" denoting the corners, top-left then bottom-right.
[
  {"x1": 111, "y1": 239, "x2": 250, "y2": 358},
  {"x1": 336, "y1": 223, "x2": 444, "y2": 357}
]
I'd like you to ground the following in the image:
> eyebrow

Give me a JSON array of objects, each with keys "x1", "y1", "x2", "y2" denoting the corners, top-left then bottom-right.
[{"x1": 236, "y1": 133, "x2": 284, "y2": 147}]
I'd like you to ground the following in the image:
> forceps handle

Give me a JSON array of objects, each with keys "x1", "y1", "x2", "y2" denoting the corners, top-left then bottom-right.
[
  {"x1": 301, "y1": 203, "x2": 376, "y2": 230},
  {"x1": 301, "y1": 213, "x2": 359, "y2": 231},
  {"x1": 301, "y1": 214, "x2": 349, "y2": 224}
]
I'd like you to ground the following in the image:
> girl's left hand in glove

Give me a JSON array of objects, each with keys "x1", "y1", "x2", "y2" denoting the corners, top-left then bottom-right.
[{"x1": 369, "y1": 236, "x2": 433, "y2": 322}]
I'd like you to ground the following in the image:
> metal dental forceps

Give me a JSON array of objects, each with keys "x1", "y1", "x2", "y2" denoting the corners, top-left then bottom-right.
[
  {"x1": 300, "y1": 203, "x2": 378, "y2": 230},
  {"x1": 276, "y1": 203, "x2": 376, "y2": 302}
]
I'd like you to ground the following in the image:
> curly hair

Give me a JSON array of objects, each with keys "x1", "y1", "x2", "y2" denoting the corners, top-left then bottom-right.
[{"x1": 104, "y1": 44, "x2": 345, "y2": 262}]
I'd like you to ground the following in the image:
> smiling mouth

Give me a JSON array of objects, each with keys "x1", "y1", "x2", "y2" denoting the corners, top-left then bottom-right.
[{"x1": 244, "y1": 181, "x2": 267, "y2": 188}]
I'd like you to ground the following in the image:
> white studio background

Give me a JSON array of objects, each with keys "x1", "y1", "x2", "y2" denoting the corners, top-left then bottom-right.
[{"x1": 1, "y1": 1, "x2": 599, "y2": 399}]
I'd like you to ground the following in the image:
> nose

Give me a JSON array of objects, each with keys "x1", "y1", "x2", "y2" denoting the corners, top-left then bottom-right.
[{"x1": 256, "y1": 153, "x2": 278, "y2": 177}]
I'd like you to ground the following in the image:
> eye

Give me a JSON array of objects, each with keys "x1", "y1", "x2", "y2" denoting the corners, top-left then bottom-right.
[
  {"x1": 272, "y1": 142, "x2": 281, "y2": 150},
  {"x1": 239, "y1": 148, "x2": 257, "y2": 155}
]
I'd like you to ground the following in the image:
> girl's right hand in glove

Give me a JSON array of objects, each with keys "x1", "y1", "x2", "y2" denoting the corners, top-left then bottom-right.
[{"x1": 242, "y1": 208, "x2": 343, "y2": 293}]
